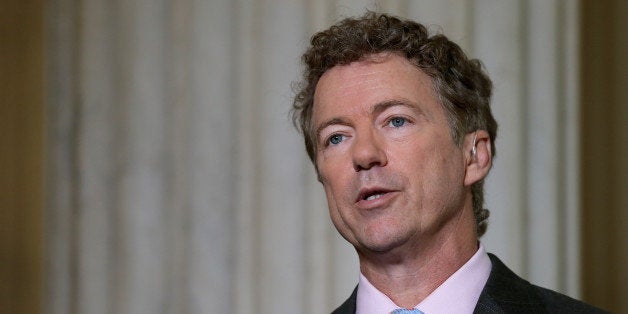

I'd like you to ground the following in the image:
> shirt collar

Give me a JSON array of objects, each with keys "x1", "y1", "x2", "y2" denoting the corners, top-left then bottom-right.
[{"x1": 356, "y1": 243, "x2": 492, "y2": 314}]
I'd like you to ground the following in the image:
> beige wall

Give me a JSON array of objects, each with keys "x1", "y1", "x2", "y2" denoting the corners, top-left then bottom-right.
[
  {"x1": 581, "y1": 0, "x2": 628, "y2": 313},
  {"x1": 0, "y1": 0, "x2": 44, "y2": 313}
]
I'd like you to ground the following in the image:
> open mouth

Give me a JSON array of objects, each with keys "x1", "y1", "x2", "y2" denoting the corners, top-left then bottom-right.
[
  {"x1": 357, "y1": 188, "x2": 393, "y2": 203},
  {"x1": 364, "y1": 193, "x2": 384, "y2": 201}
]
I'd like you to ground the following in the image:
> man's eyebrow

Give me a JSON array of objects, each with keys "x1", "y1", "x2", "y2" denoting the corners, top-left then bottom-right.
[
  {"x1": 315, "y1": 117, "x2": 351, "y2": 140},
  {"x1": 372, "y1": 99, "x2": 422, "y2": 116}
]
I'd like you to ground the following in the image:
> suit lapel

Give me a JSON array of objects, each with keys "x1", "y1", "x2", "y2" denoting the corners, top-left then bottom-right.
[{"x1": 473, "y1": 254, "x2": 547, "y2": 313}]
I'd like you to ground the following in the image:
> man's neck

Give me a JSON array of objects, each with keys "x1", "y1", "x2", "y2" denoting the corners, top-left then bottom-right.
[{"x1": 357, "y1": 217, "x2": 478, "y2": 308}]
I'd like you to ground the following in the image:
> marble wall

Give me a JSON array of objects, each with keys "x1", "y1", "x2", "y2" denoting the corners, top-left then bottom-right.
[{"x1": 46, "y1": 1, "x2": 581, "y2": 313}]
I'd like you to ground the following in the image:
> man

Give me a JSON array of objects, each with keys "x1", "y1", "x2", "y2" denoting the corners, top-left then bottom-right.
[{"x1": 292, "y1": 12, "x2": 605, "y2": 313}]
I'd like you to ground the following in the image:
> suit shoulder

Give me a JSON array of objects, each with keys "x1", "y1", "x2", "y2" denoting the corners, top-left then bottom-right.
[
  {"x1": 481, "y1": 254, "x2": 607, "y2": 313},
  {"x1": 331, "y1": 286, "x2": 357, "y2": 314},
  {"x1": 533, "y1": 285, "x2": 609, "y2": 313}
]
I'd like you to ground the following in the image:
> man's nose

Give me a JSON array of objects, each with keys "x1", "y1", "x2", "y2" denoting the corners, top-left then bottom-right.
[{"x1": 352, "y1": 130, "x2": 387, "y2": 171}]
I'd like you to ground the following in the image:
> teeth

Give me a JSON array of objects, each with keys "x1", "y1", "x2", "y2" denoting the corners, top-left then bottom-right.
[{"x1": 365, "y1": 193, "x2": 382, "y2": 201}]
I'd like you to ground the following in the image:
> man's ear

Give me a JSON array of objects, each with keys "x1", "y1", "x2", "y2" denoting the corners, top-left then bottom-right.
[{"x1": 464, "y1": 130, "x2": 492, "y2": 186}]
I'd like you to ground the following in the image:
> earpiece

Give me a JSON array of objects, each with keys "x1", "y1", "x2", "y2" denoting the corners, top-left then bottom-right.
[{"x1": 471, "y1": 132, "x2": 477, "y2": 158}]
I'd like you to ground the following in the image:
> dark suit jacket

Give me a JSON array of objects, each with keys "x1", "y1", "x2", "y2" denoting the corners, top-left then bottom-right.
[{"x1": 332, "y1": 253, "x2": 607, "y2": 313}]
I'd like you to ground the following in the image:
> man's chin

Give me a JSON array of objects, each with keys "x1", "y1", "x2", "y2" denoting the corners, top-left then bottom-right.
[{"x1": 355, "y1": 234, "x2": 411, "y2": 255}]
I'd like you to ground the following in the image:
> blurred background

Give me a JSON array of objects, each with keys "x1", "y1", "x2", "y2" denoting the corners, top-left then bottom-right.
[{"x1": 1, "y1": 0, "x2": 626, "y2": 313}]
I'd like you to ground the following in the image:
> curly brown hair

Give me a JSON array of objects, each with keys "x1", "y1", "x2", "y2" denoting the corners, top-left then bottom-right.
[{"x1": 292, "y1": 12, "x2": 497, "y2": 237}]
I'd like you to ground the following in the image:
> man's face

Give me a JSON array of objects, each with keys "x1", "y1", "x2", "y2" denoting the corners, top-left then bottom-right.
[{"x1": 312, "y1": 53, "x2": 469, "y2": 255}]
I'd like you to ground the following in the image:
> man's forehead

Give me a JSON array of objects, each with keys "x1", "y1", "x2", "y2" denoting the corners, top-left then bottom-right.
[
  {"x1": 312, "y1": 53, "x2": 434, "y2": 121},
  {"x1": 314, "y1": 53, "x2": 416, "y2": 95}
]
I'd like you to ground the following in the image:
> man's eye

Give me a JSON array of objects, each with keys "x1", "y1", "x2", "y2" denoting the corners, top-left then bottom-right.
[
  {"x1": 328, "y1": 134, "x2": 344, "y2": 145},
  {"x1": 389, "y1": 117, "x2": 406, "y2": 127}
]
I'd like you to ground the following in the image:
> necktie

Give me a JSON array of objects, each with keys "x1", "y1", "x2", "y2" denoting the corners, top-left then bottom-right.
[{"x1": 391, "y1": 309, "x2": 423, "y2": 314}]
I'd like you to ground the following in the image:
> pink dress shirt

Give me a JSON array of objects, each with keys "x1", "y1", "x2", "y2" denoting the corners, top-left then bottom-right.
[{"x1": 356, "y1": 243, "x2": 492, "y2": 314}]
